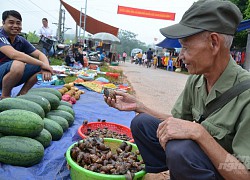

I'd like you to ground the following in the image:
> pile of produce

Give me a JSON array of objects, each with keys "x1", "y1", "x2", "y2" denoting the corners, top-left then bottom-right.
[
  {"x1": 0, "y1": 87, "x2": 78, "y2": 167},
  {"x1": 80, "y1": 120, "x2": 133, "y2": 142},
  {"x1": 70, "y1": 137, "x2": 144, "y2": 179},
  {"x1": 84, "y1": 127, "x2": 132, "y2": 141},
  {"x1": 57, "y1": 83, "x2": 84, "y2": 104}
]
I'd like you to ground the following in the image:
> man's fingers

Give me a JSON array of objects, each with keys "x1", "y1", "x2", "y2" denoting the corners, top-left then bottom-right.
[
  {"x1": 157, "y1": 121, "x2": 168, "y2": 138},
  {"x1": 114, "y1": 90, "x2": 126, "y2": 96}
]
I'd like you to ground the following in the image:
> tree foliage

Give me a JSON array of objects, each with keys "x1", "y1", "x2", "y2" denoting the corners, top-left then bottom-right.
[
  {"x1": 26, "y1": 31, "x2": 40, "y2": 43},
  {"x1": 116, "y1": 29, "x2": 148, "y2": 56},
  {"x1": 230, "y1": 0, "x2": 249, "y2": 48}
]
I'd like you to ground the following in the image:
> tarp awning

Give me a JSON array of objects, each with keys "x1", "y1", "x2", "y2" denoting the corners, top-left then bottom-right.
[
  {"x1": 157, "y1": 19, "x2": 250, "y2": 49},
  {"x1": 237, "y1": 19, "x2": 250, "y2": 32},
  {"x1": 61, "y1": 0, "x2": 119, "y2": 36},
  {"x1": 156, "y1": 38, "x2": 181, "y2": 48}
]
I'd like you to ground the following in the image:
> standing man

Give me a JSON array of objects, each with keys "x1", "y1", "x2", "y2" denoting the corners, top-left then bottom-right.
[
  {"x1": 146, "y1": 48, "x2": 153, "y2": 68},
  {"x1": 38, "y1": 18, "x2": 54, "y2": 59},
  {"x1": 105, "y1": 0, "x2": 250, "y2": 179},
  {"x1": 137, "y1": 51, "x2": 143, "y2": 65},
  {"x1": 0, "y1": 10, "x2": 53, "y2": 99}
]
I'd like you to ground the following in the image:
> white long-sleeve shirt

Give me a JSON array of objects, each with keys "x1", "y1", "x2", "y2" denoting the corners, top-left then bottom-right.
[{"x1": 39, "y1": 26, "x2": 53, "y2": 38}]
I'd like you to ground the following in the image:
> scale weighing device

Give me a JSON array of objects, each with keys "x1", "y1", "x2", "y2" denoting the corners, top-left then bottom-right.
[{"x1": 55, "y1": 74, "x2": 67, "y2": 85}]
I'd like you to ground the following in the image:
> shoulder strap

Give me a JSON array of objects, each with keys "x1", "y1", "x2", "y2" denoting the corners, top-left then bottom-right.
[{"x1": 199, "y1": 80, "x2": 250, "y2": 123}]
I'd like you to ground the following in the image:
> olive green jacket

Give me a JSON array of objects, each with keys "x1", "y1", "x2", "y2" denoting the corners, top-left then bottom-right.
[{"x1": 172, "y1": 57, "x2": 250, "y2": 169}]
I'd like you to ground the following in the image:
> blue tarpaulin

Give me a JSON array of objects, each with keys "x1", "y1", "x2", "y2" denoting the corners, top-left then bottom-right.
[
  {"x1": 237, "y1": 19, "x2": 250, "y2": 32},
  {"x1": 156, "y1": 38, "x2": 181, "y2": 48},
  {"x1": 0, "y1": 84, "x2": 136, "y2": 180}
]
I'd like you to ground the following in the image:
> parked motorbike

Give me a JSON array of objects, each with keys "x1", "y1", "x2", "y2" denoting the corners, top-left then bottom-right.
[
  {"x1": 88, "y1": 51, "x2": 100, "y2": 61},
  {"x1": 54, "y1": 44, "x2": 70, "y2": 59}
]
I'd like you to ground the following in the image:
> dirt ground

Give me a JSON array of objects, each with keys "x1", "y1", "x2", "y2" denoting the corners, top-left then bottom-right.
[{"x1": 113, "y1": 61, "x2": 189, "y2": 114}]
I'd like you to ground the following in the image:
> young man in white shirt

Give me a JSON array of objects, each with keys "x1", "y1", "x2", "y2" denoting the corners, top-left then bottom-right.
[{"x1": 38, "y1": 18, "x2": 54, "y2": 59}]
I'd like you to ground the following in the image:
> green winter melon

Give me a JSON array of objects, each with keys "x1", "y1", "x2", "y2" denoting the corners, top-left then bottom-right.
[
  {"x1": 46, "y1": 115, "x2": 69, "y2": 132},
  {"x1": 0, "y1": 109, "x2": 44, "y2": 137},
  {"x1": 46, "y1": 110, "x2": 74, "y2": 126},
  {"x1": 29, "y1": 88, "x2": 62, "y2": 100},
  {"x1": 43, "y1": 118, "x2": 63, "y2": 141},
  {"x1": 57, "y1": 105, "x2": 75, "y2": 117},
  {"x1": 33, "y1": 128, "x2": 52, "y2": 148},
  {"x1": 0, "y1": 136, "x2": 44, "y2": 167},
  {"x1": 17, "y1": 94, "x2": 51, "y2": 114},
  {"x1": 28, "y1": 91, "x2": 60, "y2": 110},
  {"x1": 0, "y1": 133, "x2": 4, "y2": 138},
  {"x1": 0, "y1": 97, "x2": 45, "y2": 118},
  {"x1": 59, "y1": 100, "x2": 73, "y2": 108}
]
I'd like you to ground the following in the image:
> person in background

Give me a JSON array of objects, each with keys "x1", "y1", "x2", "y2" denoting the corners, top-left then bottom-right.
[
  {"x1": 0, "y1": 10, "x2": 53, "y2": 99},
  {"x1": 38, "y1": 18, "x2": 54, "y2": 59},
  {"x1": 122, "y1": 51, "x2": 127, "y2": 63},
  {"x1": 137, "y1": 51, "x2": 143, "y2": 65},
  {"x1": 100, "y1": 51, "x2": 107, "y2": 62},
  {"x1": 146, "y1": 48, "x2": 153, "y2": 68},
  {"x1": 153, "y1": 54, "x2": 158, "y2": 69},
  {"x1": 117, "y1": 53, "x2": 121, "y2": 63},
  {"x1": 104, "y1": 0, "x2": 250, "y2": 179},
  {"x1": 65, "y1": 44, "x2": 76, "y2": 67},
  {"x1": 142, "y1": 52, "x2": 147, "y2": 67},
  {"x1": 74, "y1": 44, "x2": 84, "y2": 66}
]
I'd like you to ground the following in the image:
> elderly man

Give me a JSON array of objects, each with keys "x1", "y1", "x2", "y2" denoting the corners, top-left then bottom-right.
[
  {"x1": 0, "y1": 10, "x2": 53, "y2": 99},
  {"x1": 104, "y1": 0, "x2": 250, "y2": 179}
]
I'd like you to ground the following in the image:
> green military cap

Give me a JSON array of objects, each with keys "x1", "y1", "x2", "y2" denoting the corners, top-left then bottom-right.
[{"x1": 160, "y1": 0, "x2": 243, "y2": 39}]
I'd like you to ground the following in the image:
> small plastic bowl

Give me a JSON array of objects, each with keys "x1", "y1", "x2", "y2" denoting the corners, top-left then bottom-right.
[{"x1": 78, "y1": 122, "x2": 134, "y2": 142}]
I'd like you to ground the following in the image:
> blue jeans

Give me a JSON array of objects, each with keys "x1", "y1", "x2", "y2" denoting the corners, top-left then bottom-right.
[
  {"x1": 130, "y1": 113, "x2": 223, "y2": 180},
  {"x1": 0, "y1": 61, "x2": 41, "y2": 89},
  {"x1": 42, "y1": 46, "x2": 54, "y2": 57}
]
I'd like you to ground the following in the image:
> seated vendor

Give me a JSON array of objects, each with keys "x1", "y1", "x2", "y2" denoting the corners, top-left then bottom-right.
[
  {"x1": 100, "y1": 51, "x2": 107, "y2": 62},
  {"x1": 65, "y1": 44, "x2": 76, "y2": 67},
  {"x1": 0, "y1": 10, "x2": 53, "y2": 99}
]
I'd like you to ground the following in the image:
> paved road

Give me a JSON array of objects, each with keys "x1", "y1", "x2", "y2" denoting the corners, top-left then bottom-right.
[{"x1": 117, "y1": 62, "x2": 189, "y2": 114}]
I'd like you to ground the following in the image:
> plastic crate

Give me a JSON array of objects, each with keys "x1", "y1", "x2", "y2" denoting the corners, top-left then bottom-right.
[
  {"x1": 105, "y1": 72, "x2": 119, "y2": 79},
  {"x1": 78, "y1": 122, "x2": 134, "y2": 142}
]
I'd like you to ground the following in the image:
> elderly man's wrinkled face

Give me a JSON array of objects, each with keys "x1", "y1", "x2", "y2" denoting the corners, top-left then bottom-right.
[{"x1": 179, "y1": 32, "x2": 214, "y2": 75}]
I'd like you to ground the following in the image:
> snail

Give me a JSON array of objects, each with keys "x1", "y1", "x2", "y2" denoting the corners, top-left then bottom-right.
[{"x1": 103, "y1": 88, "x2": 116, "y2": 102}]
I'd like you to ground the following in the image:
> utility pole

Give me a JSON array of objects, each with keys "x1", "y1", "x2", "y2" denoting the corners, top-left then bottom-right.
[
  {"x1": 57, "y1": 2, "x2": 62, "y2": 42},
  {"x1": 83, "y1": 0, "x2": 87, "y2": 45},
  {"x1": 78, "y1": 8, "x2": 83, "y2": 42},
  {"x1": 61, "y1": 9, "x2": 65, "y2": 42},
  {"x1": 78, "y1": 0, "x2": 87, "y2": 45},
  {"x1": 243, "y1": 29, "x2": 250, "y2": 71},
  {"x1": 75, "y1": 23, "x2": 78, "y2": 43}
]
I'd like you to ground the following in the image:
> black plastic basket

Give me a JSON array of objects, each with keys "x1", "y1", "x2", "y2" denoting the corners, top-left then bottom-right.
[{"x1": 39, "y1": 36, "x2": 54, "y2": 51}]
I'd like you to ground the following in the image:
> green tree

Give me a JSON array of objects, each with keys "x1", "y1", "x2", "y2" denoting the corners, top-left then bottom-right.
[
  {"x1": 27, "y1": 31, "x2": 40, "y2": 43},
  {"x1": 117, "y1": 30, "x2": 148, "y2": 57},
  {"x1": 230, "y1": 0, "x2": 249, "y2": 48}
]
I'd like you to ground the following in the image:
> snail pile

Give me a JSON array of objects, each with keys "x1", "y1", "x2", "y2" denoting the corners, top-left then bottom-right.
[
  {"x1": 85, "y1": 127, "x2": 132, "y2": 141},
  {"x1": 70, "y1": 137, "x2": 144, "y2": 179},
  {"x1": 83, "y1": 120, "x2": 132, "y2": 141}
]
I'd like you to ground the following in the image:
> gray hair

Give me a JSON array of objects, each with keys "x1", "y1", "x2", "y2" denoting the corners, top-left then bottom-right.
[
  {"x1": 221, "y1": 34, "x2": 234, "y2": 48},
  {"x1": 200, "y1": 31, "x2": 233, "y2": 48}
]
